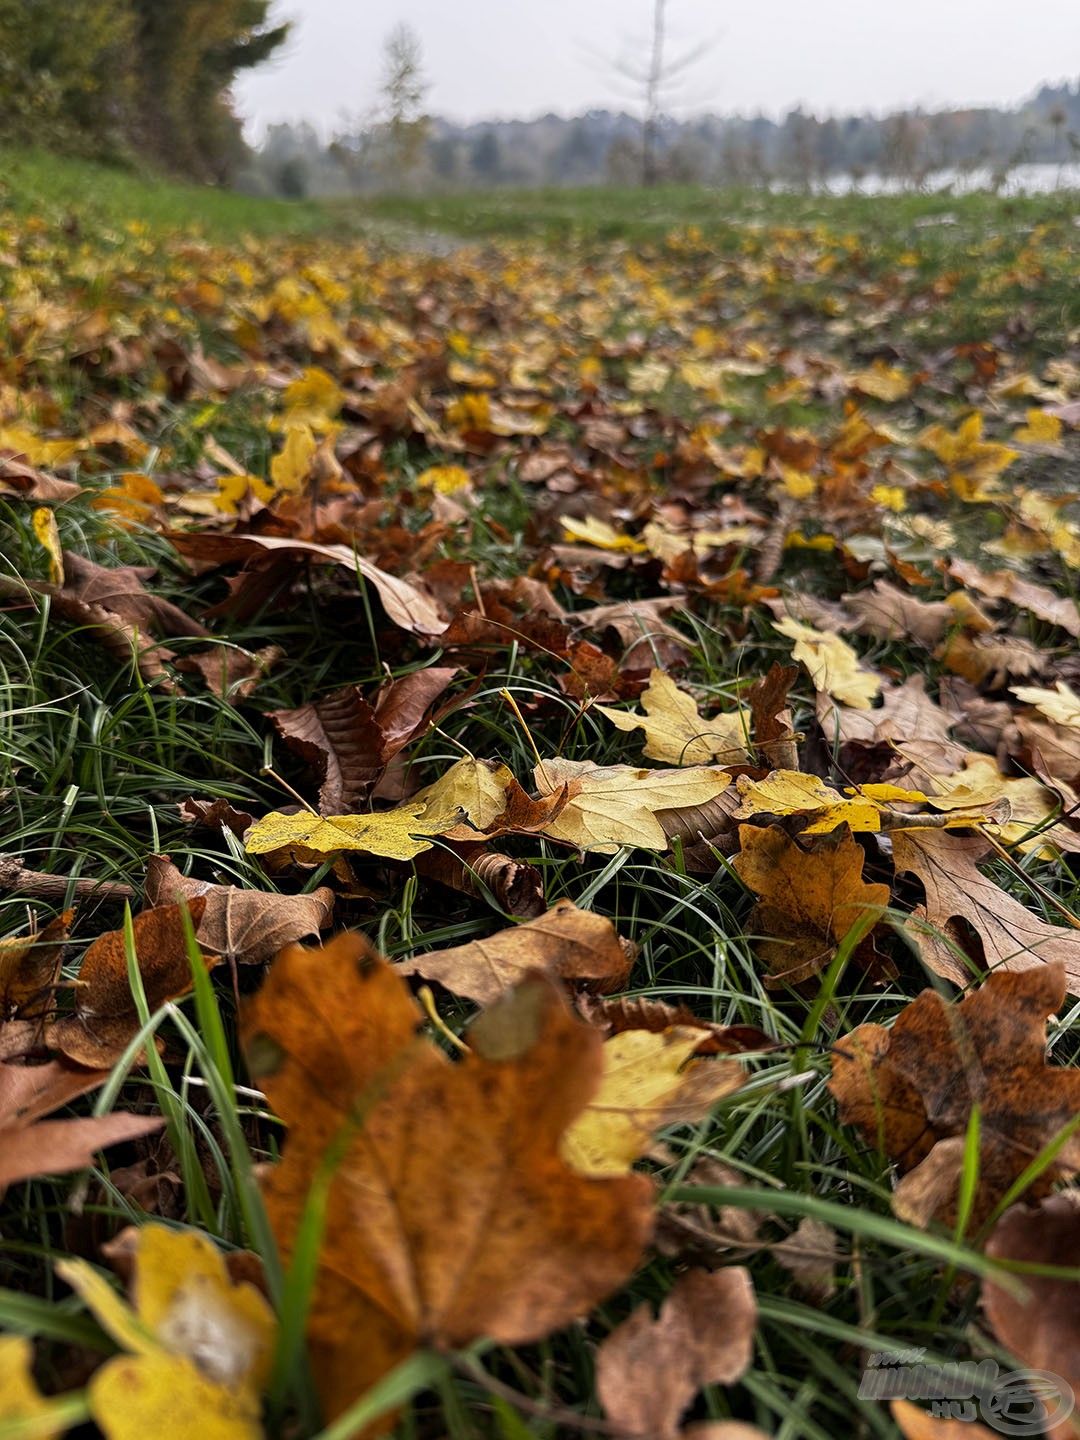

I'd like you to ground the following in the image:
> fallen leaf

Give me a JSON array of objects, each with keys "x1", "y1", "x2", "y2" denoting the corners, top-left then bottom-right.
[
  {"x1": 829, "y1": 963, "x2": 1080, "y2": 1225},
  {"x1": 733, "y1": 824, "x2": 890, "y2": 985},
  {"x1": 734, "y1": 771, "x2": 927, "y2": 834},
  {"x1": 1012, "y1": 680, "x2": 1080, "y2": 730},
  {"x1": 0, "y1": 1056, "x2": 162, "y2": 1188},
  {"x1": 0, "y1": 908, "x2": 73, "y2": 1014},
  {"x1": 0, "y1": 1335, "x2": 65, "y2": 1436},
  {"x1": 49, "y1": 899, "x2": 215, "y2": 1067},
  {"x1": 596, "y1": 1267, "x2": 757, "y2": 1440},
  {"x1": 243, "y1": 801, "x2": 461, "y2": 864},
  {"x1": 949, "y1": 559, "x2": 1080, "y2": 638},
  {"x1": 891, "y1": 1399, "x2": 998, "y2": 1440},
  {"x1": 242, "y1": 934, "x2": 654, "y2": 1424},
  {"x1": 270, "y1": 685, "x2": 385, "y2": 813},
  {"x1": 534, "y1": 758, "x2": 732, "y2": 853},
  {"x1": 395, "y1": 899, "x2": 633, "y2": 1005},
  {"x1": 773, "y1": 616, "x2": 880, "y2": 709},
  {"x1": 892, "y1": 829, "x2": 1080, "y2": 988},
  {"x1": 561, "y1": 1025, "x2": 743, "y2": 1177},
  {"x1": 595, "y1": 669, "x2": 751, "y2": 766},
  {"x1": 143, "y1": 856, "x2": 334, "y2": 966},
  {"x1": 410, "y1": 756, "x2": 514, "y2": 830},
  {"x1": 773, "y1": 1216, "x2": 839, "y2": 1303},
  {"x1": 59, "y1": 1222, "x2": 275, "y2": 1440},
  {"x1": 984, "y1": 1194, "x2": 1080, "y2": 1440}
]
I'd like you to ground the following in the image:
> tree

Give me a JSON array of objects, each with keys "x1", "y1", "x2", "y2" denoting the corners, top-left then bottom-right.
[
  {"x1": 376, "y1": 22, "x2": 430, "y2": 181},
  {"x1": 608, "y1": 0, "x2": 713, "y2": 186}
]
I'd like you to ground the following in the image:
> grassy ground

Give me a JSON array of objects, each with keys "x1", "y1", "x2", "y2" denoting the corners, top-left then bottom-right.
[{"x1": 2, "y1": 154, "x2": 1080, "y2": 1438}]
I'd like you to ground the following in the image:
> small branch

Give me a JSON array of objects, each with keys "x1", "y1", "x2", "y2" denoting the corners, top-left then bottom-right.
[{"x1": 0, "y1": 855, "x2": 135, "y2": 903}]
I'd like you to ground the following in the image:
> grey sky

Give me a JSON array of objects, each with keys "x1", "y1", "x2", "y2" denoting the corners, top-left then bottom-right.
[{"x1": 236, "y1": 0, "x2": 1080, "y2": 136}]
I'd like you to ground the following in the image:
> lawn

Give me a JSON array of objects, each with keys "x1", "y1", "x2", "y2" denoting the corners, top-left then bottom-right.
[{"x1": 2, "y1": 154, "x2": 1080, "y2": 1440}]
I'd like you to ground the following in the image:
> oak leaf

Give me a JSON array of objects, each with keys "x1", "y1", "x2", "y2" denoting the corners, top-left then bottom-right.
[
  {"x1": 242, "y1": 934, "x2": 655, "y2": 1425},
  {"x1": 395, "y1": 899, "x2": 633, "y2": 1005},
  {"x1": 595, "y1": 669, "x2": 751, "y2": 766},
  {"x1": 829, "y1": 963, "x2": 1080, "y2": 1225},
  {"x1": 732, "y1": 824, "x2": 889, "y2": 985},
  {"x1": 596, "y1": 1267, "x2": 758, "y2": 1440},
  {"x1": 892, "y1": 829, "x2": 1080, "y2": 988}
]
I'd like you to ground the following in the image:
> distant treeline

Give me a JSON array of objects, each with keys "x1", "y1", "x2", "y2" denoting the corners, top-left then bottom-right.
[
  {"x1": 0, "y1": 0, "x2": 286, "y2": 180},
  {"x1": 243, "y1": 81, "x2": 1080, "y2": 197}
]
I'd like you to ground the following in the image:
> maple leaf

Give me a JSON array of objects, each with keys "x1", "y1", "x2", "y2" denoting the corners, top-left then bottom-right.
[
  {"x1": 410, "y1": 756, "x2": 515, "y2": 830},
  {"x1": 596, "y1": 1267, "x2": 760, "y2": 1440},
  {"x1": 534, "y1": 758, "x2": 732, "y2": 852},
  {"x1": 773, "y1": 616, "x2": 880, "y2": 709},
  {"x1": 58, "y1": 1223, "x2": 275, "y2": 1440},
  {"x1": 395, "y1": 898, "x2": 633, "y2": 1005},
  {"x1": 242, "y1": 933, "x2": 655, "y2": 1425},
  {"x1": 561, "y1": 1024, "x2": 744, "y2": 1176},
  {"x1": 829, "y1": 963, "x2": 1080, "y2": 1225},
  {"x1": 143, "y1": 856, "x2": 334, "y2": 966},
  {"x1": 892, "y1": 829, "x2": 1080, "y2": 988},
  {"x1": 243, "y1": 800, "x2": 462, "y2": 863},
  {"x1": 49, "y1": 900, "x2": 217, "y2": 1068},
  {"x1": 732, "y1": 824, "x2": 890, "y2": 985},
  {"x1": 595, "y1": 669, "x2": 752, "y2": 766},
  {"x1": 1012, "y1": 680, "x2": 1080, "y2": 729}
]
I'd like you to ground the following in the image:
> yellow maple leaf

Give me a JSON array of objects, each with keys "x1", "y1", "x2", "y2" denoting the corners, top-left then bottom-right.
[
  {"x1": 733, "y1": 771, "x2": 899, "y2": 833},
  {"x1": 244, "y1": 800, "x2": 461, "y2": 861},
  {"x1": 595, "y1": 669, "x2": 751, "y2": 766},
  {"x1": 0, "y1": 1335, "x2": 64, "y2": 1437},
  {"x1": 773, "y1": 617, "x2": 881, "y2": 709},
  {"x1": 58, "y1": 1225, "x2": 275, "y2": 1440},
  {"x1": 560, "y1": 515, "x2": 647, "y2": 553},
  {"x1": 535, "y1": 758, "x2": 731, "y2": 853},
  {"x1": 1013, "y1": 409, "x2": 1063, "y2": 445},
  {"x1": 561, "y1": 1027, "x2": 743, "y2": 1177},
  {"x1": 409, "y1": 757, "x2": 514, "y2": 829},
  {"x1": 416, "y1": 464, "x2": 471, "y2": 495},
  {"x1": 280, "y1": 367, "x2": 343, "y2": 430},
  {"x1": 1012, "y1": 680, "x2": 1080, "y2": 729},
  {"x1": 32, "y1": 505, "x2": 64, "y2": 584},
  {"x1": 269, "y1": 423, "x2": 316, "y2": 493}
]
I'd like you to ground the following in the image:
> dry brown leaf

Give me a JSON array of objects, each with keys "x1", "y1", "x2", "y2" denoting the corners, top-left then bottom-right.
[
  {"x1": 413, "y1": 843, "x2": 546, "y2": 918},
  {"x1": 846, "y1": 579, "x2": 956, "y2": 648},
  {"x1": 733, "y1": 824, "x2": 890, "y2": 985},
  {"x1": 829, "y1": 963, "x2": 1080, "y2": 1225},
  {"x1": 0, "y1": 1057, "x2": 162, "y2": 1188},
  {"x1": 772, "y1": 1217, "x2": 839, "y2": 1303},
  {"x1": 143, "y1": 855, "x2": 334, "y2": 966},
  {"x1": 893, "y1": 828, "x2": 1080, "y2": 987},
  {"x1": 395, "y1": 898, "x2": 633, "y2": 1005},
  {"x1": 49, "y1": 899, "x2": 216, "y2": 1066},
  {"x1": 176, "y1": 641, "x2": 284, "y2": 701},
  {"x1": 242, "y1": 933, "x2": 654, "y2": 1426},
  {"x1": 983, "y1": 1195, "x2": 1080, "y2": 1440},
  {"x1": 596, "y1": 1267, "x2": 757, "y2": 1440},
  {"x1": 891, "y1": 1399, "x2": 999, "y2": 1440},
  {"x1": 949, "y1": 558, "x2": 1080, "y2": 638},
  {"x1": 270, "y1": 685, "x2": 385, "y2": 814},
  {"x1": 0, "y1": 908, "x2": 73, "y2": 1015}
]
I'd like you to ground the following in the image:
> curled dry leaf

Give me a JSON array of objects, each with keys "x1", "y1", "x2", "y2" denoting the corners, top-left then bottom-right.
[
  {"x1": 747, "y1": 661, "x2": 799, "y2": 769},
  {"x1": 49, "y1": 899, "x2": 216, "y2": 1067},
  {"x1": 176, "y1": 641, "x2": 284, "y2": 701},
  {"x1": 892, "y1": 828, "x2": 1080, "y2": 989},
  {"x1": 595, "y1": 668, "x2": 752, "y2": 766},
  {"x1": 242, "y1": 933, "x2": 655, "y2": 1426},
  {"x1": 143, "y1": 855, "x2": 334, "y2": 966},
  {"x1": 395, "y1": 898, "x2": 633, "y2": 1005},
  {"x1": 0, "y1": 907, "x2": 73, "y2": 1014},
  {"x1": 829, "y1": 963, "x2": 1080, "y2": 1226},
  {"x1": 576, "y1": 994, "x2": 775, "y2": 1055},
  {"x1": 596, "y1": 1266, "x2": 758, "y2": 1440},
  {"x1": 413, "y1": 842, "x2": 546, "y2": 918},
  {"x1": 0, "y1": 1054, "x2": 162, "y2": 1188},
  {"x1": 983, "y1": 1194, "x2": 1080, "y2": 1440},
  {"x1": 733, "y1": 824, "x2": 890, "y2": 986},
  {"x1": 772, "y1": 1216, "x2": 839, "y2": 1303}
]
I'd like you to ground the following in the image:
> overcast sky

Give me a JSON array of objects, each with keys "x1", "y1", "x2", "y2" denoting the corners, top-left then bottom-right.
[{"x1": 236, "y1": 0, "x2": 1079, "y2": 136}]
